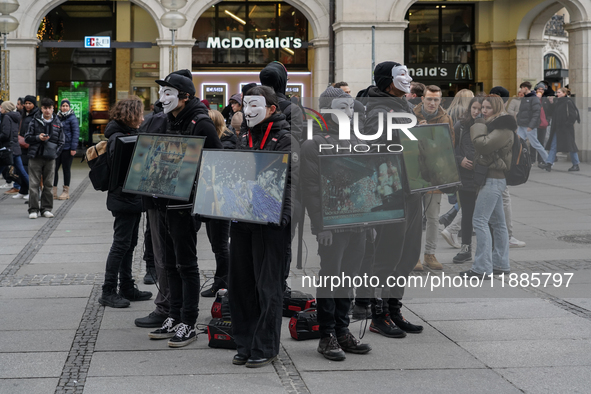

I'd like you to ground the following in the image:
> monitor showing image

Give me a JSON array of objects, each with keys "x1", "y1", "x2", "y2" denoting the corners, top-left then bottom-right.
[
  {"x1": 319, "y1": 153, "x2": 406, "y2": 229},
  {"x1": 400, "y1": 123, "x2": 461, "y2": 193},
  {"x1": 193, "y1": 150, "x2": 289, "y2": 225},
  {"x1": 122, "y1": 134, "x2": 205, "y2": 201},
  {"x1": 110, "y1": 135, "x2": 137, "y2": 192}
]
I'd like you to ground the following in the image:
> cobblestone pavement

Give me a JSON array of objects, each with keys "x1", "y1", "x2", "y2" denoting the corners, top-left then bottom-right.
[{"x1": 1, "y1": 161, "x2": 591, "y2": 394}]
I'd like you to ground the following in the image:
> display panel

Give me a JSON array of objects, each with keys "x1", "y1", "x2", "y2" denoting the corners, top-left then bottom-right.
[
  {"x1": 193, "y1": 150, "x2": 289, "y2": 225},
  {"x1": 319, "y1": 153, "x2": 406, "y2": 229},
  {"x1": 110, "y1": 135, "x2": 137, "y2": 192},
  {"x1": 399, "y1": 123, "x2": 461, "y2": 193},
  {"x1": 123, "y1": 134, "x2": 205, "y2": 201}
]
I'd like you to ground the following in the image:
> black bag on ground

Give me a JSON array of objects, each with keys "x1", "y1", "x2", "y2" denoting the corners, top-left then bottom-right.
[
  {"x1": 207, "y1": 318, "x2": 237, "y2": 349},
  {"x1": 289, "y1": 309, "x2": 321, "y2": 341},
  {"x1": 85, "y1": 141, "x2": 109, "y2": 191},
  {"x1": 505, "y1": 133, "x2": 532, "y2": 186},
  {"x1": 283, "y1": 289, "x2": 317, "y2": 317}
]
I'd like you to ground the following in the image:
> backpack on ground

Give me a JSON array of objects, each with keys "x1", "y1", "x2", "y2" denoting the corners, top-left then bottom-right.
[
  {"x1": 505, "y1": 132, "x2": 531, "y2": 186},
  {"x1": 85, "y1": 141, "x2": 110, "y2": 191}
]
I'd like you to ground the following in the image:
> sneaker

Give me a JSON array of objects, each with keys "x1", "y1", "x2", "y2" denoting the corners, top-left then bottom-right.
[
  {"x1": 568, "y1": 165, "x2": 580, "y2": 172},
  {"x1": 352, "y1": 304, "x2": 372, "y2": 320},
  {"x1": 369, "y1": 315, "x2": 407, "y2": 338},
  {"x1": 438, "y1": 207, "x2": 458, "y2": 228},
  {"x1": 143, "y1": 267, "x2": 157, "y2": 285},
  {"x1": 390, "y1": 311, "x2": 423, "y2": 333},
  {"x1": 538, "y1": 162, "x2": 550, "y2": 170},
  {"x1": 423, "y1": 254, "x2": 443, "y2": 270},
  {"x1": 459, "y1": 270, "x2": 491, "y2": 280},
  {"x1": 4, "y1": 187, "x2": 19, "y2": 194},
  {"x1": 200, "y1": 285, "x2": 217, "y2": 298},
  {"x1": 0, "y1": 182, "x2": 13, "y2": 189},
  {"x1": 98, "y1": 290, "x2": 130, "y2": 308},
  {"x1": 509, "y1": 237, "x2": 526, "y2": 248},
  {"x1": 119, "y1": 284, "x2": 152, "y2": 301},
  {"x1": 337, "y1": 332, "x2": 371, "y2": 354},
  {"x1": 23, "y1": 194, "x2": 29, "y2": 201},
  {"x1": 492, "y1": 268, "x2": 511, "y2": 275},
  {"x1": 28, "y1": 212, "x2": 38, "y2": 219},
  {"x1": 453, "y1": 244, "x2": 472, "y2": 264},
  {"x1": 149, "y1": 317, "x2": 179, "y2": 339},
  {"x1": 413, "y1": 259, "x2": 423, "y2": 271},
  {"x1": 42, "y1": 211, "x2": 54, "y2": 218},
  {"x1": 12, "y1": 193, "x2": 26, "y2": 199},
  {"x1": 168, "y1": 323, "x2": 197, "y2": 348},
  {"x1": 135, "y1": 311, "x2": 168, "y2": 328},
  {"x1": 317, "y1": 334, "x2": 346, "y2": 361},
  {"x1": 441, "y1": 228, "x2": 461, "y2": 249}
]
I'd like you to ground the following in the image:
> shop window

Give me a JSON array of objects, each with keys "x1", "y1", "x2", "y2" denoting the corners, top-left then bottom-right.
[
  {"x1": 544, "y1": 54, "x2": 562, "y2": 70},
  {"x1": 192, "y1": 0, "x2": 308, "y2": 69}
]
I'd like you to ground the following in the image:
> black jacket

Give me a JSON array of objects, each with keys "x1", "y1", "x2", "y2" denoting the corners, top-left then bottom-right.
[
  {"x1": 0, "y1": 111, "x2": 21, "y2": 156},
  {"x1": 364, "y1": 86, "x2": 414, "y2": 147},
  {"x1": 105, "y1": 120, "x2": 143, "y2": 213},
  {"x1": 546, "y1": 97, "x2": 579, "y2": 153},
  {"x1": 516, "y1": 92, "x2": 541, "y2": 129},
  {"x1": 20, "y1": 106, "x2": 39, "y2": 137},
  {"x1": 24, "y1": 114, "x2": 65, "y2": 159},
  {"x1": 220, "y1": 129, "x2": 238, "y2": 149},
  {"x1": 238, "y1": 112, "x2": 293, "y2": 226},
  {"x1": 454, "y1": 119, "x2": 477, "y2": 192}
]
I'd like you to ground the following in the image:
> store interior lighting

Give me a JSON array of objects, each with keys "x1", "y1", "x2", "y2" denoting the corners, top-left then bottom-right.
[{"x1": 224, "y1": 9, "x2": 246, "y2": 25}]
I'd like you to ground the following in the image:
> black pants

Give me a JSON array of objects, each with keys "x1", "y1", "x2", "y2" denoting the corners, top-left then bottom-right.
[
  {"x1": 103, "y1": 212, "x2": 141, "y2": 292},
  {"x1": 205, "y1": 219, "x2": 230, "y2": 290},
  {"x1": 54, "y1": 150, "x2": 74, "y2": 187},
  {"x1": 150, "y1": 208, "x2": 200, "y2": 326},
  {"x1": 355, "y1": 230, "x2": 376, "y2": 307},
  {"x1": 228, "y1": 222, "x2": 285, "y2": 359},
  {"x1": 458, "y1": 190, "x2": 477, "y2": 245},
  {"x1": 371, "y1": 193, "x2": 422, "y2": 316},
  {"x1": 317, "y1": 231, "x2": 365, "y2": 336},
  {"x1": 143, "y1": 214, "x2": 155, "y2": 270}
]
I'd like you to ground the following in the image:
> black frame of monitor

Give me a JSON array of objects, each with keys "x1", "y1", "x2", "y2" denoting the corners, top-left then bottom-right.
[
  {"x1": 109, "y1": 135, "x2": 138, "y2": 192},
  {"x1": 193, "y1": 149, "x2": 290, "y2": 225},
  {"x1": 122, "y1": 133, "x2": 206, "y2": 201},
  {"x1": 319, "y1": 152, "x2": 407, "y2": 230},
  {"x1": 402, "y1": 122, "x2": 462, "y2": 194}
]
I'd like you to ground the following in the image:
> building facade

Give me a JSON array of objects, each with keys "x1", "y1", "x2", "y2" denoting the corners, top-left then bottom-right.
[{"x1": 4, "y1": 0, "x2": 591, "y2": 159}]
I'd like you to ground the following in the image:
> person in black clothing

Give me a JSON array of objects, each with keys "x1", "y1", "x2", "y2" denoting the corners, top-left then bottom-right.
[
  {"x1": 451, "y1": 97, "x2": 482, "y2": 264},
  {"x1": 98, "y1": 97, "x2": 152, "y2": 308},
  {"x1": 301, "y1": 86, "x2": 372, "y2": 361},
  {"x1": 363, "y1": 61, "x2": 424, "y2": 337},
  {"x1": 0, "y1": 102, "x2": 26, "y2": 195},
  {"x1": 24, "y1": 97, "x2": 65, "y2": 219},
  {"x1": 146, "y1": 70, "x2": 222, "y2": 348},
  {"x1": 229, "y1": 86, "x2": 292, "y2": 369}
]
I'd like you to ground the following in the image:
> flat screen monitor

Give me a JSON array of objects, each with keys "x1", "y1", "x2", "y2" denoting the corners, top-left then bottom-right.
[
  {"x1": 109, "y1": 135, "x2": 137, "y2": 192},
  {"x1": 122, "y1": 134, "x2": 205, "y2": 201},
  {"x1": 193, "y1": 150, "x2": 290, "y2": 225},
  {"x1": 399, "y1": 123, "x2": 461, "y2": 193},
  {"x1": 319, "y1": 153, "x2": 406, "y2": 230}
]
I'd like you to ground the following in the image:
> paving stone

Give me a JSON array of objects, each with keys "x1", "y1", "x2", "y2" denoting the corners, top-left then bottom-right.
[
  {"x1": 0, "y1": 353, "x2": 68, "y2": 378},
  {"x1": 0, "y1": 330, "x2": 75, "y2": 352},
  {"x1": 495, "y1": 366, "x2": 591, "y2": 393},
  {"x1": 0, "y1": 378, "x2": 59, "y2": 394},
  {"x1": 0, "y1": 298, "x2": 87, "y2": 330}
]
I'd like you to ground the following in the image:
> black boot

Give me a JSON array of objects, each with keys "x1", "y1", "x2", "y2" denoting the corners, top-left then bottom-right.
[
  {"x1": 438, "y1": 207, "x2": 458, "y2": 228},
  {"x1": 143, "y1": 266, "x2": 157, "y2": 285},
  {"x1": 568, "y1": 165, "x2": 580, "y2": 172},
  {"x1": 119, "y1": 284, "x2": 152, "y2": 301},
  {"x1": 99, "y1": 288, "x2": 130, "y2": 308},
  {"x1": 390, "y1": 310, "x2": 423, "y2": 334}
]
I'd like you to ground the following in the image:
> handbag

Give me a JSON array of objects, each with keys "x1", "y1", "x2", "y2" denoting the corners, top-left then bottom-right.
[
  {"x1": 0, "y1": 148, "x2": 13, "y2": 166},
  {"x1": 473, "y1": 162, "x2": 488, "y2": 187},
  {"x1": 18, "y1": 135, "x2": 29, "y2": 149},
  {"x1": 539, "y1": 106, "x2": 549, "y2": 128},
  {"x1": 42, "y1": 141, "x2": 59, "y2": 160}
]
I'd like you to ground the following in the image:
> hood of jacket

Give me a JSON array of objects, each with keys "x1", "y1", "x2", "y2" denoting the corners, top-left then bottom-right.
[
  {"x1": 486, "y1": 113, "x2": 517, "y2": 133},
  {"x1": 365, "y1": 86, "x2": 412, "y2": 113},
  {"x1": 58, "y1": 109, "x2": 75, "y2": 120},
  {"x1": 25, "y1": 106, "x2": 39, "y2": 118},
  {"x1": 167, "y1": 97, "x2": 209, "y2": 132},
  {"x1": 248, "y1": 112, "x2": 289, "y2": 137},
  {"x1": 104, "y1": 120, "x2": 138, "y2": 139},
  {"x1": 524, "y1": 91, "x2": 537, "y2": 98},
  {"x1": 259, "y1": 62, "x2": 288, "y2": 95},
  {"x1": 5, "y1": 111, "x2": 21, "y2": 124}
]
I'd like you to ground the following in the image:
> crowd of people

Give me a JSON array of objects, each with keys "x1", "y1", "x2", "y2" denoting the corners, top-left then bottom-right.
[{"x1": 1, "y1": 57, "x2": 582, "y2": 369}]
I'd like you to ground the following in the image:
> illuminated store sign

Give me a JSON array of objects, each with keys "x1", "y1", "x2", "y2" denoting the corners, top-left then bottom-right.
[{"x1": 204, "y1": 36, "x2": 303, "y2": 49}]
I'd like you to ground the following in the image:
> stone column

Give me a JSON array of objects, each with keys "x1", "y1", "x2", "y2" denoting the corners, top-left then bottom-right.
[
  {"x1": 565, "y1": 21, "x2": 591, "y2": 162},
  {"x1": 116, "y1": 1, "x2": 132, "y2": 100},
  {"x1": 510, "y1": 39, "x2": 546, "y2": 95},
  {"x1": 333, "y1": 21, "x2": 408, "y2": 95},
  {"x1": 157, "y1": 38, "x2": 195, "y2": 79},
  {"x1": 8, "y1": 38, "x2": 38, "y2": 102},
  {"x1": 310, "y1": 37, "x2": 329, "y2": 97}
]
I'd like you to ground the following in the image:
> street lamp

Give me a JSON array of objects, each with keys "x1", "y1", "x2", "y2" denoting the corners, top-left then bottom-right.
[
  {"x1": 160, "y1": 0, "x2": 187, "y2": 72},
  {"x1": 0, "y1": 0, "x2": 19, "y2": 101}
]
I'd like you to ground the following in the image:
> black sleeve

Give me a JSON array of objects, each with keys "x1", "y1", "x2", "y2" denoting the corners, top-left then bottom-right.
[
  {"x1": 24, "y1": 119, "x2": 39, "y2": 145},
  {"x1": 0, "y1": 117, "x2": 11, "y2": 144},
  {"x1": 300, "y1": 139, "x2": 323, "y2": 233},
  {"x1": 274, "y1": 132, "x2": 292, "y2": 226},
  {"x1": 529, "y1": 98, "x2": 541, "y2": 130},
  {"x1": 195, "y1": 117, "x2": 223, "y2": 149}
]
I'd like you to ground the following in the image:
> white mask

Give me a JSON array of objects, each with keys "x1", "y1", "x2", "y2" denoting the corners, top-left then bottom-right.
[
  {"x1": 159, "y1": 86, "x2": 180, "y2": 114},
  {"x1": 392, "y1": 65, "x2": 412, "y2": 94},
  {"x1": 330, "y1": 97, "x2": 355, "y2": 122},
  {"x1": 243, "y1": 95, "x2": 268, "y2": 127}
]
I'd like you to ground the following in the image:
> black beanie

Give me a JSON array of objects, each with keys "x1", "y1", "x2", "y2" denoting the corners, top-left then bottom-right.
[
  {"x1": 242, "y1": 82, "x2": 258, "y2": 96},
  {"x1": 489, "y1": 86, "x2": 510, "y2": 98},
  {"x1": 374, "y1": 61, "x2": 402, "y2": 92},
  {"x1": 60, "y1": 99, "x2": 71, "y2": 107},
  {"x1": 24, "y1": 95, "x2": 37, "y2": 105}
]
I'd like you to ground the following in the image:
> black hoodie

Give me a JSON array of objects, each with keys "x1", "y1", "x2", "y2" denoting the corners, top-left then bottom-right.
[
  {"x1": 0, "y1": 111, "x2": 22, "y2": 156},
  {"x1": 364, "y1": 86, "x2": 414, "y2": 147}
]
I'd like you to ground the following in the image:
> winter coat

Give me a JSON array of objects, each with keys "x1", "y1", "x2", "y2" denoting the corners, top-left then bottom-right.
[
  {"x1": 505, "y1": 98, "x2": 521, "y2": 119},
  {"x1": 57, "y1": 110, "x2": 81, "y2": 151},
  {"x1": 0, "y1": 111, "x2": 21, "y2": 156},
  {"x1": 454, "y1": 119, "x2": 477, "y2": 192},
  {"x1": 515, "y1": 92, "x2": 541, "y2": 129},
  {"x1": 238, "y1": 112, "x2": 293, "y2": 227},
  {"x1": 364, "y1": 86, "x2": 414, "y2": 148},
  {"x1": 20, "y1": 106, "x2": 39, "y2": 137},
  {"x1": 545, "y1": 97, "x2": 579, "y2": 153},
  {"x1": 105, "y1": 120, "x2": 143, "y2": 213},
  {"x1": 470, "y1": 114, "x2": 515, "y2": 179},
  {"x1": 220, "y1": 128, "x2": 238, "y2": 149},
  {"x1": 24, "y1": 114, "x2": 65, "y2": 159}
]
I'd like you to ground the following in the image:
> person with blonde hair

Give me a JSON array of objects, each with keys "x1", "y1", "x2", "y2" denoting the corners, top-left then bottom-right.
[
  {"x1": 208, "y1": 109, "x2": 238, "y2": 149},
  {"x1": 446, "y1": 89, "x2": 475, "y2": 125}
]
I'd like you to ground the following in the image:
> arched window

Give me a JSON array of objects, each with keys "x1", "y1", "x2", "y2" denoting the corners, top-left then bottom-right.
[{"x1": 544, "y1": 54, "x2": 562, "y2": 70}]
